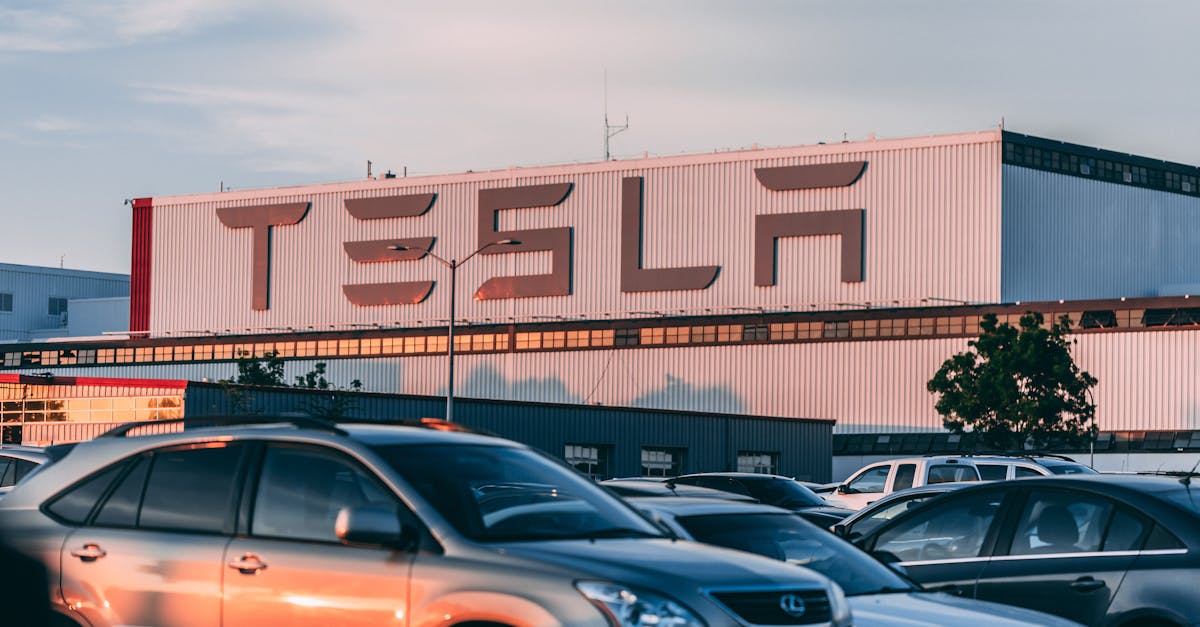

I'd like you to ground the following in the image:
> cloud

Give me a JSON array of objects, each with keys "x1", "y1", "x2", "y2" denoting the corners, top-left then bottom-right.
[
  {"x1": 0, "y1": 0, "x2": 262, "y2": 52},
  {"x1": 27, "y1": 115, "x2": 82, "y2": 133}
]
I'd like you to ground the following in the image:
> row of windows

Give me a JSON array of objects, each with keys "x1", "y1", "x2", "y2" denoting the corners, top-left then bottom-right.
[
  {"x1": 834, "y1": 429, "x2": 1200, "y2": 455},
  {"x1": 564, "y1": 444, "x2": 779, "y2": 480},
  {"x1": 0, "y1": 294, "x2": 66, "y2": 315},
  {"x1": 0, "y1": 396, "x2": 184, "y2": 426},
  {"x1": 3, "y1": 307, "x2": 1198, "y2": 370},
  {"x1": 1005, "y1": 137, "x2": 1200, "y2": 196}
]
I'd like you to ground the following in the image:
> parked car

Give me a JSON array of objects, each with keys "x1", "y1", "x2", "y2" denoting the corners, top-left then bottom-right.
[
  {"x1": 832, "y1": 482, "x2": 976, "y2": 539},
  {"x1": 0, "y1": 416, "x2": 854, "y2": 627},
  {"x1": 824, "y1": 456, "x2": 981, "y2": 510},
  {"x1": 852, "y1": 475, "x2": 1200, "y2": 626},
  {"x1": 961, "y1": 454, "x2": 1098, "y2": 480},
  {"x1": 631, "y1": 497, "x2": 1081, "y2": 626},
  {"x1": 668, "y1": 472, "x2": 855, "y2": 527},
  {"x1": 599, "y1": 478, "x2": 758, "y2": 501},
  {"x1": 0, "y1": 445, "x2": 48, "y2": 496}
]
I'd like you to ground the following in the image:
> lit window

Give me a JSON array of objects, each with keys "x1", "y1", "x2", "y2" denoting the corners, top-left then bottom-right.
[
  {"x1": 193, "y1": 345, "x2": 214, "y2": 361},
  {"x1": 404, "y1": 336, "x2": 427, "y2": 353},
  {"x1": 544, "y1": 332, "x2": 566, "y2": 348},
  {"x1": 666, "y1": 326, "x2": 690, "y2": 344},
  {"x1": 515, "y1": 332, "x2": 541, "y2": 350},
  {"x1": 640, "y1": 328, "x2": 665, "y2": 345},
  {"x1": 471, "y1": 334, "x2": 494, "y2": 351}
]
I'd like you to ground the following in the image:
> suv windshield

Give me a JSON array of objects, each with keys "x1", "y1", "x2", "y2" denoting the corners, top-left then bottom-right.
[
  {"x1": 1046, "y1": 463, "x2": 1097, "y2": 475},
  {"x1": 371, "y1": 443, "x2": 664, "y2": 542},
  {"x1": 677, "y1": 512, "x2": 915, "y2": 596}
]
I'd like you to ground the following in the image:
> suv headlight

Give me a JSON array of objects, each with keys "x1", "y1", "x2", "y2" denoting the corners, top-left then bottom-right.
[
  {"x1": 576, "y1": 581, "x2": 705, "y2": 627},
  {"x1": 827, "y1": 581, "x2": 852, "y2": 627}
]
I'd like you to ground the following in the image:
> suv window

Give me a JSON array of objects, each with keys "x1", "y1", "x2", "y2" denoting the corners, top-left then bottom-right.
[
  {"x1": 0, "y1": 458, "x2": 14, "y2": 487},
  {"x1": 847, "y1": 466, "x2": 890, "y2": 494},
  {"x1": 1014, "y1": 466, "x2": 1043, "y2": 478},
  {"x1": 976, "y1": 464, "x2": 1008, "y2": 481},
  {"x1": 251, "y1": 444, "x2": 398, "y2": 543},
  {"x1": 93, "y1": 456, "x2": 152, "y2": 527},
  {"x1": 892, "y1": 464, "x2": 916, "y2": 491},
  {"x1": 872, "y1": 489, "x2": 1005, "y2": 562},
  {"x1": 926, "y1": 464, "x2": 978, "y2": 484},
  {"x1": 13, "y1": 459, "x2": 38, "y2": 483},
  {"x1": 45, "y1": 463, "x2": 129, "y2": 524},
  {"x1": 138, "y1": 443, "x2": 245, "y2": 533}
]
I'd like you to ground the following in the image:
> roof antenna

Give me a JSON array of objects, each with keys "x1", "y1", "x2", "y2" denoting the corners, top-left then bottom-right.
[{"x1": 604, "y1": 69, "x2": 629, "y2": 161}]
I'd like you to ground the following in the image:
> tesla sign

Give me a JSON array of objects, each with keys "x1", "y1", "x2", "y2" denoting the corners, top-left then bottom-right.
[{"x1": 219, "y1": 162, "x2": 867, "y2": 311}]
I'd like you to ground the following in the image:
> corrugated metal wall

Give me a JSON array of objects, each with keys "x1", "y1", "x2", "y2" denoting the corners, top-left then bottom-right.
[
  {"x1": 148, "y1": 132, "x2": 1003, "y2": 334},
  {"x1": 183, "y1": 384, "x2": 834, "y2": 482},
  {"x1": 1002, "y1": 166, "x2": 1200, "y2": 301},
  {"x1": 0, "y1": 265, "x2": 129, "y2": 341},
  {"x1": 23, "y1": 324, "x2": 1200, "y2": 435}
]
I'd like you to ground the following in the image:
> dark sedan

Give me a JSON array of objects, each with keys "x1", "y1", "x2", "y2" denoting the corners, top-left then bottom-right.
[
  {"x1": 852, "y1": 474, "x2": 1200, "y2": 626},
  {"x1": 832, "y1": 482, "x2": 975, "y2": 539},
  {"x1": 669, "y1": 472, "x2": 855, "y2": 527}
]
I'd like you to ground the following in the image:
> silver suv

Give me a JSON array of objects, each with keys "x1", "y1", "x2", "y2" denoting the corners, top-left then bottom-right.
[
  {"x1": 960, "y1": 453, "x2": 1097, "y2": 480},
  {"x1": 0, "y1": 417, "x2": 851, "y2": 627}
]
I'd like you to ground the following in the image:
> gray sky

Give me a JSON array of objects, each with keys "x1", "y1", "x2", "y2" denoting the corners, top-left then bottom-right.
[{"x1": 3, "y1": 0, "x2": 1198, "y2": 274}]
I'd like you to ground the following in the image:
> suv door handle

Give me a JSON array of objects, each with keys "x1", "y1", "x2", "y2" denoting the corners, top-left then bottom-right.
[
  {"x1": 70, "y1": 543, "x2": 107, "y2": 562},
  {"x1": 1070, "y1": 576, "x2": 1106, "y2": 592},
  {"x1": 228, "y1": 553, "x2": 268, "y2": 575}
]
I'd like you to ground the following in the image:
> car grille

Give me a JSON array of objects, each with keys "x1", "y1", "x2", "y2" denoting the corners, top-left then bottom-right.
[{"x1": 710, "y1": 589, "x2": 831, "y2": 625}]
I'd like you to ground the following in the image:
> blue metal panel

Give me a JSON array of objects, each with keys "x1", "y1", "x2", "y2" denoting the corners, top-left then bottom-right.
[
  {"x1": 0, "y1": 264, "x2": 129, "y2": 341},
  {"x1": 183, "y1": 384, "x2": 833, "y2": 482},
  {"x1": 1002, "y1": 166, "x2": 1200, "y2": 302}
]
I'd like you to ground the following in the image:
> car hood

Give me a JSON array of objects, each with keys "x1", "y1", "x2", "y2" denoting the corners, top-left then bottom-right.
[
  {"x1": 848, "y1": 592, "x2": 1082, "y2": 626},
  {"x1": 498, "y1": 537, "x2": 831, "y2": 590}
]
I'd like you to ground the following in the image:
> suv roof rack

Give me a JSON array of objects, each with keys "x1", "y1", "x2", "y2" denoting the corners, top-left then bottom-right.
[
  {"x1": 954, "y1": 451, "x2": 1078, "y2": 463},
  {"x1": 97, "y1": 415, "x2": 493, "y2": 440},
  {"x1": 98, "y1": 415, "x2": 347, "y2": 439}
]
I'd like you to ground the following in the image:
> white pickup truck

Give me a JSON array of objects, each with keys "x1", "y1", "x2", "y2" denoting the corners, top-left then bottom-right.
[{"x1": 821, "y1": 456, "x2": 980, "y2": 510}]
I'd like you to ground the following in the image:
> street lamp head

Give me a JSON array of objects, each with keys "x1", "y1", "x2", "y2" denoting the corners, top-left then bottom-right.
[
  {"x1": 495, "y1": 239, "x2": 521, "y2": 246},
  {"x1": 387, "y1": 244, "x2": 412, "y2": 252}
]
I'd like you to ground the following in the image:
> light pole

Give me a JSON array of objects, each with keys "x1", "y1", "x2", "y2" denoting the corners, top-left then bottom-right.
[{"x1": 388, "y1": 239, "x2": 520, "y2": 422}]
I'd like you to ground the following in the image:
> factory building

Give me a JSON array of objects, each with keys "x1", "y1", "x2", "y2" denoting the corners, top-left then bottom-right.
[{"x1": 4, "y1": 129, "x2": 1200, "y2": 478}]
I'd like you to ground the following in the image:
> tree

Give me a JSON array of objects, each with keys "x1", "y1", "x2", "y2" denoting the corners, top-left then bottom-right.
[
  {"x1": 229, "y1": 350, "x2": 288, "y2": 386},
  {"x1": 220, "y1": 351, "x2": 363, "y2": 417},
  {"x1": 927, "y1": 312, "x2": 1097, "y2": 451}
]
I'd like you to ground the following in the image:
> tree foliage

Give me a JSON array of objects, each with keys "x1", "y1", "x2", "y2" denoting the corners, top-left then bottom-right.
[
  {"x1": 927, "y1": 312, "x2": 1097, "y2": 451},
  {"x1": 221, "y1": 351, "x2": 363, "y2": 418}
]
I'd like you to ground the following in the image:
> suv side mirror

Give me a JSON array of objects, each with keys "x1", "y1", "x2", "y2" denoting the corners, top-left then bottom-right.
[
  {"x1": 836, "y1": 484, "x2": 852, "y2": 495},
  {"x1": 336, "y1": 505, "x2": 418, "y2": 551}
]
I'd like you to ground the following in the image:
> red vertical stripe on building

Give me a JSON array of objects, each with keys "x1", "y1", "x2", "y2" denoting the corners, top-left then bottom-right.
[{"x1": 130, "y1": 197, "x2": 153, "y2": 334}]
